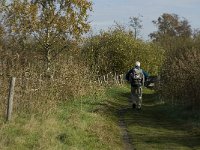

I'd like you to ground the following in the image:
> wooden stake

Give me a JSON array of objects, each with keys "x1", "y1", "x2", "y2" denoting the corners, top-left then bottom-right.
[{"x1": 6, "y1": 77, "x2": 16, "y2": 121}]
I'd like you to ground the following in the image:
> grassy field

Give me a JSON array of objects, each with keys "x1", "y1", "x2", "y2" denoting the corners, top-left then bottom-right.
[{"x1": 0, "y1": 85, "x2": 200, "y2": 150}]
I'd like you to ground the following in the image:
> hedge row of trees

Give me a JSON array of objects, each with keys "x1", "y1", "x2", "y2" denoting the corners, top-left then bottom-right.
[
  {"x1": 151, "y1": 13, "x2": 200, "y2": 109},
  {"x1": 82, "y1": 27, "x2": 164, "y2": 76},
  {"x1": 0, "y1": 0, "x2": 199, "y2": 111},
  {"x1": 0, "y1": 0, "x2": 96, "y2": 115},
  {"x1": 81, "y1": 13, "x2": 200, "y2": 109}
]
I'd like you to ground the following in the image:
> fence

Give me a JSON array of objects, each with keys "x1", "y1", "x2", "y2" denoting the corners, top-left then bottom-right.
[
  {"x1": 0, "y1": 75, "x2": 59, "y2": 121},
  {"x1": 97, "y1": 73, "x2": 125, "y2": 85},
  {"x1": 0, "y1": 73, "x2": 126, "y2": 121}
]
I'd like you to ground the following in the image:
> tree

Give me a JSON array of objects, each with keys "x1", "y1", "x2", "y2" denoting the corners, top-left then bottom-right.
[
  {"x1": 82, "y1": 27, "x2": 164, "y2": 76},
  {"x1": 149, "y1": 13, "x2": 192, "y2": 41},
  {"x1": 82, "y1": 28, "x2": 139, "y2": 75},
  {"x1": 1, "y1": 0, "x2": 92, "y2": 73},
  {"x1": 129, "y1": 15, "x2": 143, "y2": 39}
]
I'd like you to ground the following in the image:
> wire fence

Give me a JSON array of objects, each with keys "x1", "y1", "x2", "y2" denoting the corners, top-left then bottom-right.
[
  {"x1": 0, "y1": 73, "x2": 126, "y2": 121},
  {"x1": 0, "y1": 76, "x2": 60, "y2": 120},
  {"x1": 97, "y1": 73, "x2": 125, "y2": 85}
]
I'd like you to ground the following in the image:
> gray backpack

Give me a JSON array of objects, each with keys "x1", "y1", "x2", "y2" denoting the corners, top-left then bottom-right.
[{"x1": 130, "y1": 68, "x2": 143, "y2": 86}]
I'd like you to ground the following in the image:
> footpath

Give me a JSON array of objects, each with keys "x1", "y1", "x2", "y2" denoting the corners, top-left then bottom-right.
[{"x1": 114, "y1": 86, "x2": 200, "y2": 150}]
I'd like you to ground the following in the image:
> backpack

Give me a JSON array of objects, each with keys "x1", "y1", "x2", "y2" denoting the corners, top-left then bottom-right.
[{"x1": 129, "y1": 68, "x2": 143, "y2": 86}]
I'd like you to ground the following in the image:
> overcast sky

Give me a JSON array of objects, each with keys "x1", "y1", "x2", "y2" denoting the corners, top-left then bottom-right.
[{"x1": 89, "y1": 0, "x2": 200, "y2": 40}]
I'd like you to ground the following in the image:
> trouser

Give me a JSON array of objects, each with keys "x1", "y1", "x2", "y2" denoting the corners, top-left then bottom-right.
[{"x1": 131, "y1": 86, "x2": 142, "y2": 108}]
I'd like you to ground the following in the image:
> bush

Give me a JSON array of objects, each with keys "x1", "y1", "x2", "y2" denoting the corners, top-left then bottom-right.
[
  {"x1": 0, "y1": 48, "x2": 97, "y2": 117},
  {"x1": 160, "y1": 47, "x2": 200, "y2": 108},
  {"x1": 82, "y1": 28, "x2": 164, "y2": 76}
]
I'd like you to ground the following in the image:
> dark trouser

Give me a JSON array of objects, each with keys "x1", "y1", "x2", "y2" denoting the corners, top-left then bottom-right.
[{"x1": 131, "y1": 86, "x2": 142, "y2": 108}]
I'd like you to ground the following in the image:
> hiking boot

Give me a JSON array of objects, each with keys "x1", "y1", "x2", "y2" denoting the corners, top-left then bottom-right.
[
  {"x1": 136, "y1": 105, "x2": 142, "y2": 110},
  {"x1": 132, "y1": 103, "x2": 136, "y2": 109}
]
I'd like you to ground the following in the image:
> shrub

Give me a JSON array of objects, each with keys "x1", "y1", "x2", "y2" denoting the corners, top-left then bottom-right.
[
  {"x1": 0, "y1": 48, "x2": 96, "y2": 117},
  {"x1": 160, "y1": 47, "x2": 200, "y2": 108},
  {"x1": 82, "y1": 28, "x2": 164, "y2": 76}
]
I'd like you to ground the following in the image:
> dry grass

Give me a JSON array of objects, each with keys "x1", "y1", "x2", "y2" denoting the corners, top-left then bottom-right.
[
  {"x1": 0, "y1": 85, "x2": 124, "y2": 150},
  {"x1": 0, "y1": 49, "x2": 97, "y2": 118}
]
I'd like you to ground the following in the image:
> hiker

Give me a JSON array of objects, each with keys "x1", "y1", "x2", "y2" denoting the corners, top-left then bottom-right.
[{"x1": 125, "y1": 61, "x2": 149, "y2": 109}]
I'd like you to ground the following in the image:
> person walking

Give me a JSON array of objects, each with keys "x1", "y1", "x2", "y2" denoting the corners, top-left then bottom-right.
[{"x1": 125, "y1": 61, "x2": 149, "y2": 109}]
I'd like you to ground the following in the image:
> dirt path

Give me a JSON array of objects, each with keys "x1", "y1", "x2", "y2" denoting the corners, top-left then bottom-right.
[{"x1": 118, "y1": 108, "x2": 135, "y2": 150}]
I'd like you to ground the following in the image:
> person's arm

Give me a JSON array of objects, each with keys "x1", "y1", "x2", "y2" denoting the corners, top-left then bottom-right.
[
  {"x1": 142, "y1": 70, "x2": 149, "y2": 78},
  {"x1": 142, "y1": 69, "x2": 150, "y2": 83},
  {"x1": 125, "y1": 69, "x2": 132, "y2": 81}
]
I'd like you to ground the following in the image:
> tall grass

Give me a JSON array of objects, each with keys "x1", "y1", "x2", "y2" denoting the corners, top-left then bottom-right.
[
  {"x1": 0, "y1": 48, "x2": 99, "y2": 118},
  {"x1": 0, "y1": 85, "x2": 124, "y2": 150}
]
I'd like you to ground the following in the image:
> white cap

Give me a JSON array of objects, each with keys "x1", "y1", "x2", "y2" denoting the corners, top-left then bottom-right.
[{"x1": 135, "y1": 61, "x2": 140, "y2": 67}]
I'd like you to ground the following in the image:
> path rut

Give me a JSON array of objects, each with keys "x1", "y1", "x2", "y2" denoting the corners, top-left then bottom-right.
[{"x1": 118, "y1": 108, "x2": 135, "y2": 150}]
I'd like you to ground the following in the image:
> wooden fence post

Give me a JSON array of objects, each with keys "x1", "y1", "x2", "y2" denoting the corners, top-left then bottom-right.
[{"x1": 6, "y1": 77, "x2": 16, "y2": 121}]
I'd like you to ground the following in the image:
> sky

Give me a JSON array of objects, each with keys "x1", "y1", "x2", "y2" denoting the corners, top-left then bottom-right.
[{"x1": 89, "y1": 0, "x2": 200, "y2": 40}]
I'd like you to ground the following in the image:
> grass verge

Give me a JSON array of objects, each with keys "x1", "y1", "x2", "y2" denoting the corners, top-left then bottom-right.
[{"x1": 0, "y1": 86, "x2": 125, "y2": 150}]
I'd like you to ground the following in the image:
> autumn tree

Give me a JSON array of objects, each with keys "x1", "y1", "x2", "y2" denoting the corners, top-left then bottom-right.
[
  {"x1": 149, "y1": 13, "x2": 192, "y2": 51},
  {"x1": 152, "y1": 13, "x2": 200, "y2": 108},
  {"x1": 1, "y1": 0, "x2": 92, "y2": 73},
  {"x1": 150, "y1": 13, "x2": 192, "y2": 39}
]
